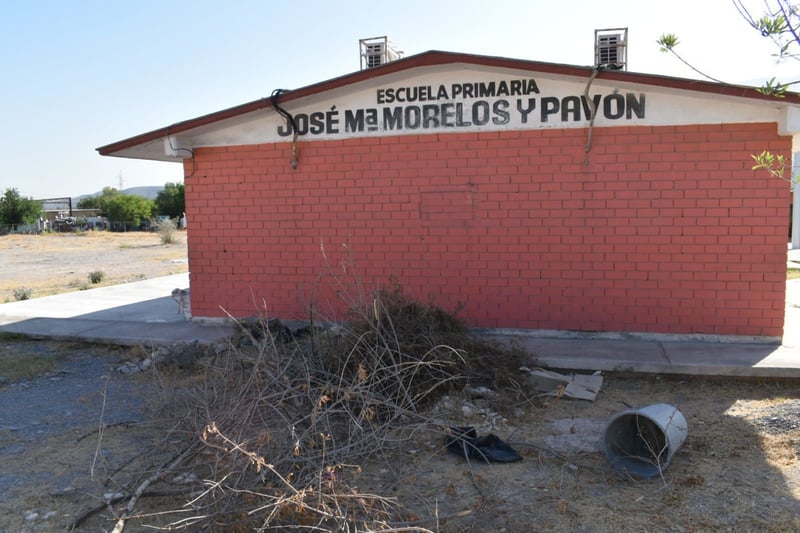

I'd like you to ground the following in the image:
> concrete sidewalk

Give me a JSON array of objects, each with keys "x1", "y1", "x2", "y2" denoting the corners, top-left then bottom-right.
[
  {"x1": 0, "y1": 272, "x2": 798, "y2": 378},
  {"x1": 486, "y1": 328, "x2": 800, "y2": 378},
  {"x1": 0, "y1": 273, "x2": 234, "y2": 346}
]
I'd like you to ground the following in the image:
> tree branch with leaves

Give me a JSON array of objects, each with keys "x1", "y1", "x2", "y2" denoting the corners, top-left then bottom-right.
[
  {"x1": 660, "y1": 1, "x2": 800, "y2": 96},
  {"x1": 734, "y1": 0, "x2": 800, "y2": 96},
  {"x1": 659, "y1": 1, "x2": 800, "y2": 186}
]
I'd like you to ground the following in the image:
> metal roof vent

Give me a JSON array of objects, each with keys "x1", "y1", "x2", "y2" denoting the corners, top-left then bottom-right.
[
  {"x1": 360, "y1": 36, "x2": 402, "y2": 69},
  {"x1": 595, "y1": 28, "x2": 628, "y2": 70}
]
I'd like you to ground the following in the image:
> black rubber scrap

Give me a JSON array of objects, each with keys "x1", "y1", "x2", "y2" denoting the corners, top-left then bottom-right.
[{"x1": 444, "y1": 426, "x2": 522, "y2": 463}]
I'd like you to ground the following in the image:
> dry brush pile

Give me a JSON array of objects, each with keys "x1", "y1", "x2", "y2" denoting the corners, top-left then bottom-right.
[{"x1": 76, "y1": 286, "x2": 528, "y2": 532}]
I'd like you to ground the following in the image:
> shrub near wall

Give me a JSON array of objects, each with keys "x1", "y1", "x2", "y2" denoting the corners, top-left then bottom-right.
[{"x1": 185, "y1": 121, "x2": 790, "y2": 337}]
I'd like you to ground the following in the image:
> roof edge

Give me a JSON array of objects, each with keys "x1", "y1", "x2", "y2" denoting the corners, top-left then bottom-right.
[{"x1": 97, "y1": 50, "x2": 800, "y2": 157}]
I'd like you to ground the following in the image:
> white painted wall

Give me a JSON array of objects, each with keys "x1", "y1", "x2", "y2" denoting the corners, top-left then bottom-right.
[{"x1": 174, "y1": 65, "x2": 789, "y2": 150}]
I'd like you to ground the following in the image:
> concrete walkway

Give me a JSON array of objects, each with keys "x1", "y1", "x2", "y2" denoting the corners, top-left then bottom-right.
[
  {"x1": 0, "y1": 270, "x2": 798, "y2": 378},
  {"x1": 0, "y1": 273, "x2": 234, "y2": 346}
]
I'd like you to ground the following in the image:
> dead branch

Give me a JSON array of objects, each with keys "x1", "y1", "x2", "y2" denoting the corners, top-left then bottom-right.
[
  {"x1": 109, "y1": 442, "x2": 199, "y2": 533},
  {"x1": 90, "y1": 376, "x2": 110, "y2": 481},
  {"x1": 66, "y1": 487, "x2": 202, "y2": 531},
  {"x1": 72, "y1": 280, "x2": 531, "y2": 531}
]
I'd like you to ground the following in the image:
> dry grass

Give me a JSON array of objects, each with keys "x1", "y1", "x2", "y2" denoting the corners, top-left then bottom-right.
[{"x1": 0, "y1": 333, "x2": 68, "y2": 381}]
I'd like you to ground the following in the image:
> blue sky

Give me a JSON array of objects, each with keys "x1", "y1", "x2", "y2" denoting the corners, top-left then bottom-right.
[{"x1": 1, "y1": 0, "x2": 796, "y2": 199}]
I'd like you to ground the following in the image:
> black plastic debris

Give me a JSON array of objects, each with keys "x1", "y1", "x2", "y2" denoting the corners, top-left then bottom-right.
[{"x1": 444, "y1": 426, "x2": 522, "y2": 463}]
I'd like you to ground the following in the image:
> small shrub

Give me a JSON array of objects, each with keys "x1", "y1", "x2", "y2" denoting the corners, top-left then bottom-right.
[
  {"x1": 89, "y1": 270, "x2": 105, "y2": 284},
  {"x1": 13, "y1": 287, "x2": 32, "y2": 301},
  {"x1": 156, "y1": 218, "x2": 179, "y2": 244}
]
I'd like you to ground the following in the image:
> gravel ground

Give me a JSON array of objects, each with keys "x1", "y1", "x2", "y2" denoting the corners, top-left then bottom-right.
[{"x1": 0, "y1": 341, "x2": 155, "y2": 531}]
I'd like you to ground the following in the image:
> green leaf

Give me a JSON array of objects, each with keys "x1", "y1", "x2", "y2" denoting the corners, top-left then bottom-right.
[{"x1": 657, "y1": 33, "x2": 679, "y2": 52}]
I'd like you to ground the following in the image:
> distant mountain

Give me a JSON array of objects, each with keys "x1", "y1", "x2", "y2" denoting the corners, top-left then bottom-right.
[
  {"x1": 72, "y1": 185, "x2": 163, "y2": 206},
  {"x1": 118, "y1": 186, "x2": 163, "y2": 199}
]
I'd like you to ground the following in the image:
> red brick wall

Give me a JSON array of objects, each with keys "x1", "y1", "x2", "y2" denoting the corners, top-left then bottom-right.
[{"x1": 184, "y1": 122, "x2": 790, "y2": 337}]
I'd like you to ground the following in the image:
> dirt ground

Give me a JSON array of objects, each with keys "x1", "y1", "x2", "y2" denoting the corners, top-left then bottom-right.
[
  {"x1": 0, "y1": 232, "x2": 187, "y2": 303},
  {"x1": 1, "y1": 341, "x2": 798, "y2": 532},
  {"x1": 0, "y1": 232, "x2": 798, "y2": 532}
]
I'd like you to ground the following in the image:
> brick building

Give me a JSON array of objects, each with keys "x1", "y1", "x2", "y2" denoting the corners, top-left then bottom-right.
[{"x1": 99, "y1": 51, "x2": 797, "y2": 339}]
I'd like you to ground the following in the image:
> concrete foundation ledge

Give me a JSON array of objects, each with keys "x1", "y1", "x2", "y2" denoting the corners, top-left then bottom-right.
[{"x1": 472, "y1": 327, "x2": 782, "y2": 345}]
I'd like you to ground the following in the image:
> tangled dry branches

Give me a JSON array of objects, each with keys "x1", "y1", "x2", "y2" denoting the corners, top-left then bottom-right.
[{"x1": 85, "y1": 284, "x2": 526, "y2": 531}]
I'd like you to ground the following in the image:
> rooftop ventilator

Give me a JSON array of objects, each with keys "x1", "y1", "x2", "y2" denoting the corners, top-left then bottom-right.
[
  {"x1": 594, "y1": 28, "x2": 628, "y2": 70},
  {"x1": 359, "y1": 36, "x2": 403, "y2": 69}
]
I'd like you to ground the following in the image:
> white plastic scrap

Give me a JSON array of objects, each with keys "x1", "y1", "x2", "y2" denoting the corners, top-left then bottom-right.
[{"x1": 519, "y1": 366, "x2": 603, "y2": 401}]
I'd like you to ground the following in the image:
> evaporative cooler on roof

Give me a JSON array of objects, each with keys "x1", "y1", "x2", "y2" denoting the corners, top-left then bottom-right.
[
  {"x1": 595, "y1": 28, "x2": 628, "y2": 70},
  {"x1": 359, "y1": 36, "x2": 402, "y2": 69}
]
